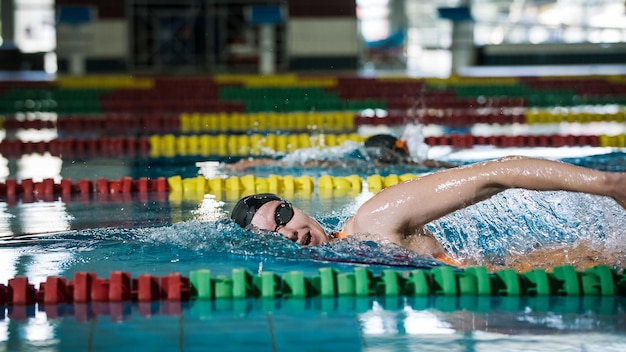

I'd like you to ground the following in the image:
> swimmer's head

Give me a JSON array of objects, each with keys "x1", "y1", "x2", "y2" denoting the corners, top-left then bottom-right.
[
  {"x1": 231, "y1": 193, "x2": 286, "y2": 229},
  {"x1": 231, "y1": 193, "x2": 331, "y2": 246},
  {"x1": 363, "y1": 134, "x2": 409, "y2": 163}
]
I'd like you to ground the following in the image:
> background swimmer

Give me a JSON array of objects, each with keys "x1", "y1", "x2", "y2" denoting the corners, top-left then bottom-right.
[
  {"x1": 223, "y1": 133, "x2": 455, "y2": 172},
  {"x1": 230, "y1": 156, "x2": 626, "y2": 267}
]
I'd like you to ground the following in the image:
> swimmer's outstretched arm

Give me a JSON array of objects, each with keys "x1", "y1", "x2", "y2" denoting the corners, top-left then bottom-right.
[{"x1": 350, "y1": 156, "x2": 626, "y2": 241}]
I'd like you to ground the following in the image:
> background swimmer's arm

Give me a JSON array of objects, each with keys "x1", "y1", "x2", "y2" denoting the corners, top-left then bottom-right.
[
  {"x1": 413, "y1": 159, "x2": 456, "y2": 169},
  {"x1": 223, "y1": 158, "x2": 275, "y2": 171},
  {"x1": 352, "y1": 156, "x2": 626, "y2": 239}
]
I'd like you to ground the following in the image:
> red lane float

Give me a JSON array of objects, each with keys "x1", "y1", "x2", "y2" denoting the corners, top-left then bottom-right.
[
  {"x1": 99, "y1": 99, "x2": 245, "y2": 114},
  {"x1": 3, "y1": 272, "x2": 191, "y2": 306},
  {"x1": 0, "y1": 177, "x2": 168, "y2": 199},
  {"x1": 423, "y1": 134, "x2": 600, "y2": 148},
  {"x1": 0, "y1": 137, "x2": 151, "y2": 158},
  {"x1": 3, "y1": 114, "x2": 184, "y2": 135},
  {"x1": 5, "y1": 108, "x2": 532, "y2": 133}
]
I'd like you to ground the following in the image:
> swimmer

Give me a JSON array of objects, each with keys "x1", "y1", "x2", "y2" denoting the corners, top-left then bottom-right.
[
  {"x1": 230, "y1": 156, "x2": 626, "y2": 266},
  {"x1": 223, "y1": 134, "x2": 454, "y2": 171}
]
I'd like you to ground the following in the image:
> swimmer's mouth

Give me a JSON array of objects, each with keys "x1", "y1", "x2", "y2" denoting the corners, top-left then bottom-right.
[{"x1": 301, "y1": 233, "x2": 312, "y2": 246}]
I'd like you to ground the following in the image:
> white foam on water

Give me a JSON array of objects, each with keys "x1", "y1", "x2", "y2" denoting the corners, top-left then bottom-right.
[{"x1": 401, "y1": 123, "x2": 430, "y2": 162}]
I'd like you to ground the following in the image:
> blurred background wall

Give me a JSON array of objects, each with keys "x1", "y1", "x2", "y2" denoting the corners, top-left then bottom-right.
[{"x1": 1, "y1": 0, "x2": 626, "y2": 76}]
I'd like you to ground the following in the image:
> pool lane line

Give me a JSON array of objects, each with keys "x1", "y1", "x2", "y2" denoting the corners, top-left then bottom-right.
[
  {"x1": 2, "y1": 132, "x2": 626, "y2": 159},
  {"x1": 1, "y1": 265, "x2": 624, "y2": 307}
]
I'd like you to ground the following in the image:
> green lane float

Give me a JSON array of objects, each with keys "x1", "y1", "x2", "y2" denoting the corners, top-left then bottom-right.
[{"x1": 2, "y1": 265, "x2": 625, "y2": 307}]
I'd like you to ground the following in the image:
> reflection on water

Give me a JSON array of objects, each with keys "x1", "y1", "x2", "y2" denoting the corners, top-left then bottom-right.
[
  {"x1": 1, "y1": 297, "x2": 625, "y2": 351},
  {"x1": 0, "y1": 200, "x2": 71, "y2": 239},
  {"x1": 18, "y1": 201, "x2": 71, "y2": 236}
]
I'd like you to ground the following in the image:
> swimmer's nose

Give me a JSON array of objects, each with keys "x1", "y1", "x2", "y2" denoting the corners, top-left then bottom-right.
[{"x1": 281, "y1": 230, "x2": 298, "y2": 243}]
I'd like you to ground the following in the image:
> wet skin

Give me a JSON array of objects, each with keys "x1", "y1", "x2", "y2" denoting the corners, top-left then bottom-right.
[
  {"x1": 249, "y1": 200, "x2": 331, "y2": 246},
  {"x1": 246, "y1": 156, "x2": 626, "y2": 261}
]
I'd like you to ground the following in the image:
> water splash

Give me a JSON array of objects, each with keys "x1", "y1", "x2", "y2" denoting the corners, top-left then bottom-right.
[
  {"x1": 221, "y1": 140, "x2": 432, "y2": 177},
  {"x1": 78, "y1": 185, "x2": 626, "y2": 270},
  {"x1": 140, "y1": 219, "x2": 442, "y2": 268},
  {"x1": 428, "y1": 189, "x2": 626, "y2": 269},
  {"x1": 280, "y1": 141, "x2": 364, "y2": 164},
  {"x1": 8, "y1": 151, "x2": 624, "y2": 272},
  {"x1": 5, "y1": 218, "x2": 442, "y2": 271},
  {"x1": 219, "y1": 134, "x2": 447, "y2": 178},
  {"x1": 9, "y1": 188, "x2": 624, "y2": 272},
  {"x1": 401, "y1": 123, "x2": 430, "y2": 162}
]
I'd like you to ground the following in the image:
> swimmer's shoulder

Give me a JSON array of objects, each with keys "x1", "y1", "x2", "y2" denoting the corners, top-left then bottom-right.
[
  {"x1": 335, "y1": 217, "x2": 387, "y2": 240},
  {"x1": 333, "y1": 217, "x2": 355, "y2": 239}
]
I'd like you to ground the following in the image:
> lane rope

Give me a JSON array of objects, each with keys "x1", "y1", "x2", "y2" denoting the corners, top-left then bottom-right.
[{"x1": 1, "y1": 265, "x2": 624, "y2": 307}]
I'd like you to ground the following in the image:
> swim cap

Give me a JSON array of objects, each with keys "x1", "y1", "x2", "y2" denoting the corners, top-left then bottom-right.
[
  {"x1": 230, "y1": 193, "x2": 282, "y2": 228},
  {"x1": 363, "y1": 134, "x2": 409, "y2": 163},
  {"x1": 364, "y1": 134, "x2": 408, "y2": 155}
]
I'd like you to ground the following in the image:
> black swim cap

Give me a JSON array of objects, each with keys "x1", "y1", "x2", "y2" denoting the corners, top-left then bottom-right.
[
  {"x1": 364, "y1": 134, "x2": 408, "y2": 155},
  {"x1": 230, "y1": 193, "x2": 282, "y2": 228}
]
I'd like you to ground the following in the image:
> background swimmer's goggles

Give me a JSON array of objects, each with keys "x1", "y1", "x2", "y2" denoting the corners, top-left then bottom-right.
[
  {"x1": 392, "y1": 139, "x2": 409, "y2": 154},
  {"x1": 230, "y1": 193, "x2": 294, "y2": 231}
]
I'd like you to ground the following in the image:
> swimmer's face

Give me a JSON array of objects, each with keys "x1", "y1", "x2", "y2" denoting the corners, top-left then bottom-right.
[{"x1": 249, "y1": 200, "x2": 331, "y2": 246}]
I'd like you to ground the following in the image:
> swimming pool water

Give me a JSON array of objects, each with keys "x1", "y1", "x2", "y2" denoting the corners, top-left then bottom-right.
[
  {"x1": 1, "y1": 147, "x2": 625, "y2": 351},
  {"x1": 4, "y1": 296, "x2": 626, "y2": 352}
]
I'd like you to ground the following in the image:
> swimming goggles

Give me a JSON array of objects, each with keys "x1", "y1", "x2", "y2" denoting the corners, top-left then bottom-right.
[{"x1": 273, "y1": 200, "x2": 294, "y2": 232}]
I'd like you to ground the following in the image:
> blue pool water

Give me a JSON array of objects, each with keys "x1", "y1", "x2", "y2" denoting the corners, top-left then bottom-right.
[{"x1": 0, "y1": 145, "x2": 625, "y2": 351}]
